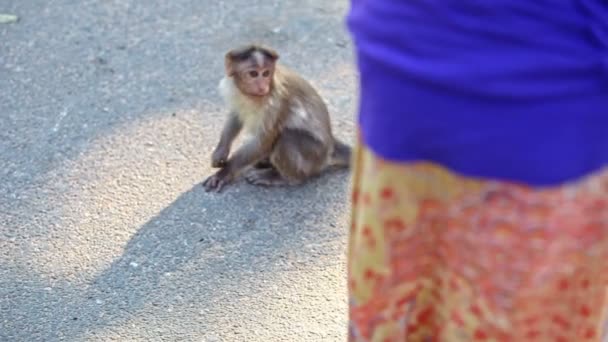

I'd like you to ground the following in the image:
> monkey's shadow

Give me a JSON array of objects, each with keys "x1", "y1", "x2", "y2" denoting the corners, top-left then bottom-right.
[{"x1": 25, "y1": 170, "x2": 351, "y2": 340}]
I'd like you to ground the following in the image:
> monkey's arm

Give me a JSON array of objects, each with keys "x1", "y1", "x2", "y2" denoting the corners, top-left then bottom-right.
[
  {"x1": 203, "y1": 138, "x2": 273, "y2": 193},
  {"x1": 224, "y1": 105, "x2": 287, "y2": 175},
  {"x1": 203, "y1": 112, "x2": 283, "y2": 193},
  {"x1": 211, "y1": 114, "x2": 242, "y2": 168},
  {"x1": 225, "y1": 137, "x2": 271, "y2": 173}
]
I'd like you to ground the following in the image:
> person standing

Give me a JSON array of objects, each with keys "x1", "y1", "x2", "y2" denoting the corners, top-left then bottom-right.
[{"x1": 346, "y1": 1, "x2": 608, "y2": 340}]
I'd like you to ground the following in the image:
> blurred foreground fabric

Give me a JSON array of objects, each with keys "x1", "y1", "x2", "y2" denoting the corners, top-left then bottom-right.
[{"x1": 348, "y1": 142, "x2": 608, "y2": 341}]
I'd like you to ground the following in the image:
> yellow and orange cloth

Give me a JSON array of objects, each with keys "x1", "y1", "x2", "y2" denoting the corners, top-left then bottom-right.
[{"x1": 348, "y1": 142, "x2": 608, "y2": 341}]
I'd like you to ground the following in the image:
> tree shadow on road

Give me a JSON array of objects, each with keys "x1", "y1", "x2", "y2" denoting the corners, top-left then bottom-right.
[
  {"x1": 1, "y1": 1, "x2": 355, "y2": 339},
  {"x1": 2, "y1": 170, "x2": 351, "y2": 341}
]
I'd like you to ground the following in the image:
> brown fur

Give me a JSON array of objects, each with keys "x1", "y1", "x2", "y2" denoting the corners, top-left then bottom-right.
[{"x1": 203, "y1": 44, "x2": 351, "y2": 192}]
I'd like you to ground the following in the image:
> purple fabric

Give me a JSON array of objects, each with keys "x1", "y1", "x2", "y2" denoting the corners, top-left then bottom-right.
[{"x1": 347, "y1": 0, "x2": 608, "y2": 186}]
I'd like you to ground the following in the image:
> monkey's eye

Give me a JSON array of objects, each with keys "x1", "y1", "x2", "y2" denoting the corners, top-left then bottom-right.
[
  {"x1": 249, "y1": 70, "x2": 259, "y2": 77},
  {"x1": 262, "y1": 70, "x2": 270, "y2": 77}
]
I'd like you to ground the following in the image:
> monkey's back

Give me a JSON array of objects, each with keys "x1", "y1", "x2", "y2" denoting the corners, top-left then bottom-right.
[{"x1": 277, "y1": 65, "x2": 333, "y2": 145}]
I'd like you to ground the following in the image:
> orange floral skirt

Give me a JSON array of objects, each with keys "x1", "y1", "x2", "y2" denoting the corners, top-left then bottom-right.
[{"x1": 348, "y1": 142, "x2": 608, "y2": 341}]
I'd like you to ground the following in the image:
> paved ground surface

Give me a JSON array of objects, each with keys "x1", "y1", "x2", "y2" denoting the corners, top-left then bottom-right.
[{"x1": 0, "y1": 1, "x2": 357, "y2": 341}]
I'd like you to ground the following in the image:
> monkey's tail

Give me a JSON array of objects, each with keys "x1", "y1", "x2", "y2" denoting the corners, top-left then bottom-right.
[{"x1": 328, "y1": 137, "x2": 352, "y2": 169}]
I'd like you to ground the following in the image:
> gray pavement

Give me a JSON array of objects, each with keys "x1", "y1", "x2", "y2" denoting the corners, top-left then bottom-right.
[{"x1": 0, "y1": 1, "x2": 357, "y2": 341}]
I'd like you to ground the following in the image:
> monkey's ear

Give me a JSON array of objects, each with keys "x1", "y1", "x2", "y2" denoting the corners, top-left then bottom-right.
[
  {"x1": 261, "y1": 47, "x2": 279, "y2": 61},
  {"x1": 224, "y1": 53, "x2": 236, "y2": 77},
  {"x1": 224, "y1": 45, "x2": 254, "y2": 76}
]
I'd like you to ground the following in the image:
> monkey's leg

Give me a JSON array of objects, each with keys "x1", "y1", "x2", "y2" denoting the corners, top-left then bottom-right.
[
  {"x1": 254, "y1": 157, "x2": 272, "y2": 169},
  {"x1": 246, "y1": 129, "x2": 328, "y2": 187}
]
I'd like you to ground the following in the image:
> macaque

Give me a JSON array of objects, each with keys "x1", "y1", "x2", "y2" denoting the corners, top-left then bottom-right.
[{"x1": 203, "y1": 44, "x2": 351, "y2": 192}]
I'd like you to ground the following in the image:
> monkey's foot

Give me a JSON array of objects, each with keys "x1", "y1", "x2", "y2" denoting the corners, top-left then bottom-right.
[
  {"x1": 245, "y1": 168, "x2": 293, "y2": 187},
  {"x1": 202, "y1": 169, "x2": 233, "y2": 193}
]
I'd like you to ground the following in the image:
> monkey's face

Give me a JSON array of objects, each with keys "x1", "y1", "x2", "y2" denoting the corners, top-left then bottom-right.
[
  {"x1": 225, "y1": 46, "x2": 278, "y2": 98},
  {"x1": 236, "y1": 66, "x2": 274, "y2": 97}
]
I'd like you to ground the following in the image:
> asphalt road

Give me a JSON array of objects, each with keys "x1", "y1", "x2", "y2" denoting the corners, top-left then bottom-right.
[{"x1": 0, "y1": 1, "x2": 357, "y2": 341}]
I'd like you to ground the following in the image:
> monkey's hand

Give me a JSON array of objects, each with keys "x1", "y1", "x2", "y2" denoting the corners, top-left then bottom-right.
[
  {"x1": 211, "y1": 146, "x2": 229, "y2": 168},
  {"x1": 202, "y1": 168, "x2": 233, "y2": 193}
]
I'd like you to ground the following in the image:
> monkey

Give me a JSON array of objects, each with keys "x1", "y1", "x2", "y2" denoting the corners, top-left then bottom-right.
[{"x1": 202, "y1": 44, "x2": 351, "y2": 193}]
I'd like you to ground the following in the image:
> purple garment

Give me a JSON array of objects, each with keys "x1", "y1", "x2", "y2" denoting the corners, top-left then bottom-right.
[{"x1": 347, "y1": 0, "x2": 608, "y2": 186}]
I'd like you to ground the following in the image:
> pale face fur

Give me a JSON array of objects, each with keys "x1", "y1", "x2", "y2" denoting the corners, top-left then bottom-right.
[{"x1": 218, "y1": 76, "x2": 273, "y2": 134}]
